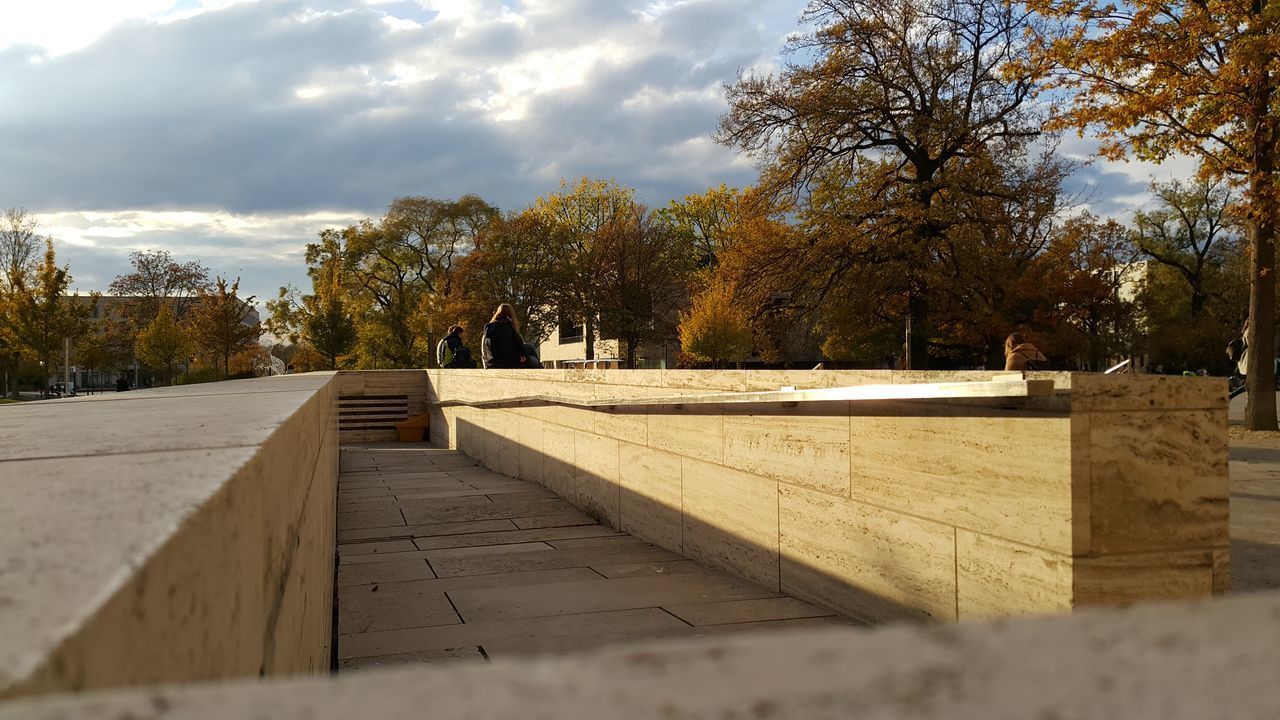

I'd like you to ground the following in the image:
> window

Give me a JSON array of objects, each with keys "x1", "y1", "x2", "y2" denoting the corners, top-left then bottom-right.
[{"x1": 558, "y1": 314, "x2": 583, "y2": 344}]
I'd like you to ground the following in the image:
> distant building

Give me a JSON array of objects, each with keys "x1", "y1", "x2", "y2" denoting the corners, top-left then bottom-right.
[{"x1": 536, "y1": 314, "x2": 677, "y2": 369}]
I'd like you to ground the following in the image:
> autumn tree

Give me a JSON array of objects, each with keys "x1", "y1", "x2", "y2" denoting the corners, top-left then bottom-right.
[
  {"x1": 1131, "y1": 179, "x2": 1239, "y2": 319},
  {"x1": 135, "y1": 304, "x2": 190, "y2": 385},
  {"x1": 303, "y1": 298, "x2": 357, "y2": 370},
  {"x1": 76, "y1": 314, "x2": 136, "y2": 384},
  {"x1": 1032, "y1": 215, "x2": 1141, "y2": 370},
  {"x1": 0, "y1": 208, "x2": 43, "y2": 397},
  {"x1": 707, "y1": 191, "x2": 821, "y2": 363},
  {"x1": 109, "y1": 249, "x2": 211, "y2": 323},
  {"x1": 596, "y1": 206, "x2": 693, "y2": 368},
  {"x1": 266, "y1": 246, "x2": 357, "y2": 371},
  {"x1": 186, "y1": 277, "x2": 260, "y2": 378},
  {"x1": 382, "y1": 194, "x2": 499, "y2": 357},
  {"x1": 1029, "y1": 0, "x2": 1279, "y2": 426},
  {"x1": 717, "y1": 0, "x2": 1053, "y2": 368},
  {"x1": 533, "y1": 178, "x2": 636, "y2": 359},
  {"x1": 1, "y1": 208, "x2": 41, "y2": 294},
  {"x1": 334, "y1": 221, "x2": 422, "y2": 367},
  {"x1": 660, "y1": 184, "x2": 744, "y2": 267},
  {"x1": 678, "y1": 276, "x2": 753, "y2": 368},
  {"x1": 9, "y1": 241, "x2": 94, "y2": 395},
  {"x1": 444, "y1": 210, "x2": 565, "y2": 351}
]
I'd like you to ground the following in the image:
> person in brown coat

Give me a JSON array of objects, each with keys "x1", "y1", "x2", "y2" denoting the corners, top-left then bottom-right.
[{"x1": 1004, "y1": 333, "x2": 1047, "y2": 371}]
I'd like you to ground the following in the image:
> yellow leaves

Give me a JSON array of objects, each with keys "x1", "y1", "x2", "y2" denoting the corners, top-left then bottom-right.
[
  {"x1": 677, "y1": 274, "x2": 752, "y2": 367},
  {"x1": 1033, "y1": 0, "x2": 1271, "y2": 179},
  {"x1": 134, "y1": 303, "x2": 189, "y2": 375}
]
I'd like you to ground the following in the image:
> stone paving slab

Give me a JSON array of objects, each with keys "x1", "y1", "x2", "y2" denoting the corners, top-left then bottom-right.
[
  {"x1": 338, "y1": 568, "x2": 605, "y2": 602},
  {"x1": 427, "y1": 545, "x2": 684, "y2": 578},
  {"x1": 337, "y1": 508, "x2": 405, "y2": 531},
  {"x1": 339, "y1": 568, "x2": 607, "y2": 635},
  {"x1": 447, "y1": 574, "x2": 783, "y2": 622},
  {"x1": 400, "y1": 497, "x2": 580, "y2": 525},
  {"x1": 338, "y1": 647, "x2": 487, "y2": 672},
  {"x1": 337, "y1": 518, "x2": 519, "y2": 544},
  {"x1": 1228, "y1": 435, "x2": 1280, "y2": 593},
  {"x1": 510, "y1": 513, "x2": 596, "y2": 529},
  {"x1": 590, "y1": 559, "x2": 707, "y2": 578},
  {"x1": 665, "y1": 597, "x2": 836, "y2": 626},
  {"x1": 340, "y1": 608, "x2": 695, "y2": 660},
  {"x1": 338, "y1": 559, "x2": 435, "y2": 587},
  {"x1": 340, "y1": 587, "x2": 460, "y2": 634},
  {"x1": 338, "y1": 498, "x2": 399, "y2": 511},
  {"x1": 338, "y1": 540, "x2": 418, "y2": 557},
  {"x1": 335, "y1": 443, "x2": 863, "y2": 669},
  {"x1": 409, "y1": 524, "x2": 622, "y2": 552}
]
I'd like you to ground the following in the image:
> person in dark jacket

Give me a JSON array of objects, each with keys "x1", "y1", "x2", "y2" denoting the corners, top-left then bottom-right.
[
  {"x1": 482, "y1": 303, "x2": 526, "y2": 369},
  {"x1": 436, "y1": 325, "x2": 475, "y2": 368}
]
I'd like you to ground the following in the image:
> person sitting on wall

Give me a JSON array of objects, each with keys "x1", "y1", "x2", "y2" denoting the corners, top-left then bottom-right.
[
  {"x1": 481, "y1": 304, "x2": 527, "y2": 369},
  {"x1": 1004, "y1": 333, "x2": 1047, "y2": 371},
  {"x1": 522, "y1": 342, "x2": 541, "y2": 369},
  {"x1": 436, "y1": 325, "x2": 476, "y2": 368}
]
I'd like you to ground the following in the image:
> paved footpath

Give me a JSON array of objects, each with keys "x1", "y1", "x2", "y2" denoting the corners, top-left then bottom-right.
[
  {"x1": 1230, "y1": 436, "x2": 1280, "y2": 593},
  {"x1": 335, "y1": 444, "x2": 851, "y2": 672},
  {"x1": 1227, "y1": 393, "x2": 1280, "y2": 594}
]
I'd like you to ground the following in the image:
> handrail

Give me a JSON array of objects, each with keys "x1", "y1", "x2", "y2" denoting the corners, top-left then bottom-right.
[{"x1": 434, "y1": 376, "x2": 1054, "y2": 409}]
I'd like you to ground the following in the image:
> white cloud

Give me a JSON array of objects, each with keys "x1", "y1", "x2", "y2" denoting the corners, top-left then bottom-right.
[{"x1": 0, "y1": 0, "x2": 258, "y2": 55}]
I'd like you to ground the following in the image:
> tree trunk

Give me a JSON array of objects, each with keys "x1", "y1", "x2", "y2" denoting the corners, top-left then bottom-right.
[
  {"x1": 584, "y1": 317, "x2": 595, "y2": 360},
  {"x1": 1244, "y1": 65, "x2": 1277, "y2": 431},
  {"x1": 1245, "y1": 185, "x2": 1278, "y2": 430},
  {"x1": 1190, "y1": 287, "x2": 1206, "y2": 318},
  {"x1": 908, "y1": 288, "x2": 929, "y2": 370}
]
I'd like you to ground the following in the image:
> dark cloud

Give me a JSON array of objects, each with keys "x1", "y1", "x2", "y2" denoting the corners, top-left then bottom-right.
[
  {"x1": 3, "y1": 0, "x2": 807, "y2": 306},
  {"x1": 1062, "y1": 161, "x2": 1152, "y2": 217},
  {"x1": 1, "y1": 0, "x2": 797, "y2": 217}
]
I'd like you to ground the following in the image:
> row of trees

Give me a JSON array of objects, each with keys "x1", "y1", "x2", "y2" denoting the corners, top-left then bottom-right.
[
  {"x1": 703, "y1": 0, "x2": 1277, "y2": 426},
  {"x1": 268, "y1": 180, "x2": 702, "y2": 370},
  {"x1": 269, "y1": 169, "x2": 1244, "y2": 378},
  {"x1": 0, "y1": 212, "x2": 261, "y2": 397},
  {"x1": 280, "y1": 0, "x2": 1275, "y2": 428}
]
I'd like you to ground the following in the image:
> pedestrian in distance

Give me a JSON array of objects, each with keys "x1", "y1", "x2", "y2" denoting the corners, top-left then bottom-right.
[
  {"x1": 481, "y1": 304, "x2": 527, "y2": 369},
  {"x1": 1003, "y1": 333, "x2": 1047, "y2": 372},
  {"x1": 436, "y1": 325, "x2": 477, "y2": 368}
]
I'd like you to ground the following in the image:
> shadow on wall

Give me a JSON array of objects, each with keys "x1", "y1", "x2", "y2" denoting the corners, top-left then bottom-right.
[
  {"x1": 443, "y1": 414, "x2": 959, "y2": 626},
  {"x1": 1231, "y1": 538, "x2": 1280, "y2": 594}
]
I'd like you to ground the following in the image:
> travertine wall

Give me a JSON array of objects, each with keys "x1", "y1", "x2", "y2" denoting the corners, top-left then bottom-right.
[
  {"x1": 428, "y1": 369, "x2": 1228, "y2": 622},
  {"x1": 0, "y1": 374, "x2": 339, "y2": 700},
  {"x1": 4, "y1": 589, "x2": 1278, "y2": 719},
  {"x1": 337, "y1": 370, "x2": 431, "y2": 443}
]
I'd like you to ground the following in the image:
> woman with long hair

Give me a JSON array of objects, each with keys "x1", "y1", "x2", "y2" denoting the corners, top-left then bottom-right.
[{"x1": 481, "y1": 303, "x2": 527, "y2": 368}]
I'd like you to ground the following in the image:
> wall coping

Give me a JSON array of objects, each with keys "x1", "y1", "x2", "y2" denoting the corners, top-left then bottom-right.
[
  {"x1": 0, "y1": 373, "x2": 336, "y2": 697},
  {"x1": 3, "y1": 590, "x2": 1277, "y2": 718}
]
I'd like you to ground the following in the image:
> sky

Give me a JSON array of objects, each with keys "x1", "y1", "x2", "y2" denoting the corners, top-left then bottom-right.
[{"x1": 0, "y1": 0, "x2": 1193, "y2": 312}]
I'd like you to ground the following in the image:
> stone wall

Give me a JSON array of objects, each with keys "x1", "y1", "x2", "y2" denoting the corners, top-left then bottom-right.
[
  {"x1": 336, "y1": 370, "x2": 430, "y2": 443},
  {"x1": 428, "y1": 369, "x2": 1228, "y2": 622},
  {"x1": 0, "y1": 374, "x2": 339, "y2": 700},
  {"x1": 4, "y1": 589, "x2": 1277, "y2": 719}
]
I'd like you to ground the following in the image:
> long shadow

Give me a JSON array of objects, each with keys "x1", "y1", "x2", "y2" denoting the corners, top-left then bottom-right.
[
  {"x1": 1230, "y1": 446, "x2": 1280, "y2": 463},
  {"x1": 1230, "y1": 538, "x2": 1280, "y2": 594},
  {"x1": 438, "y1": 414, "x2": 960, "y2": 626}
]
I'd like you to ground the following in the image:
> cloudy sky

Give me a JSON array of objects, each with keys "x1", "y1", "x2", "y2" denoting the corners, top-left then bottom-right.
[{"x1": 1, "y1": 0, "x2": 1189, "y2": 310}]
